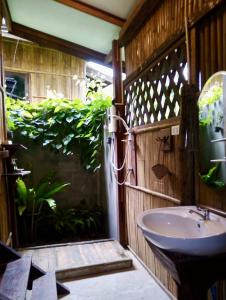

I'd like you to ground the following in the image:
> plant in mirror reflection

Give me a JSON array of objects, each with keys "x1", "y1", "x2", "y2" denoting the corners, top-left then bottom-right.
[
  {"x1": 199, "y1": 85, "x2": 223, "y2": 127},
  {"x1": 199, "y1": 166, "x2": 225, "y2": 190}
]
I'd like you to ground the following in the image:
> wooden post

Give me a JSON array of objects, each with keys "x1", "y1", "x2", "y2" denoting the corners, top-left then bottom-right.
[
  {"x1": 112, "y1": 40, "x2": 127, "y2": 246},
  {"x1": 180, "y1": 84, "x2": 199, "y2": 205},
  {"x1": 189, "y1": 27, "x2": 198, "y2": 85},
  {"x1": 0, "y1": 3, "x2": 10, "y2": 243}
]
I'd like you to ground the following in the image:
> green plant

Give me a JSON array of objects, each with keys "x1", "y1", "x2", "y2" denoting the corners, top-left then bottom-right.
[
  {"x1": 47, "y1": 207, "x2": 82, "y2": 236},
  {"x1": 200, "y1": 166, "x2": 225, "y2": 189},
  {"x1": 47, "y1": 200, "x2": 103, "y2": 238},
  {"x1": 199, "y1": 85, "x2": 223, "y2": 126},
  {"x1": 16, "y1": 173, "x2": 70, "y2": 240},
  {"x1": 6, "y1": 92, "x2": 111, "y2": 171}
]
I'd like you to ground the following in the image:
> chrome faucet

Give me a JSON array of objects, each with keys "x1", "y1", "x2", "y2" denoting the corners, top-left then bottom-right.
[{"x1": 189, "y1": 207, "x2": 210, "y2": 220}]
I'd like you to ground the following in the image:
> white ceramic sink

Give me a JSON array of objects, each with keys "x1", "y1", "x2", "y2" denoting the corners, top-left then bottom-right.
[{"x1": 137, "y1": 206, "x2": 226, "y2": 256}]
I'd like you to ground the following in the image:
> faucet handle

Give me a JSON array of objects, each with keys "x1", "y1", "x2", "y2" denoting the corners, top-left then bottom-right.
[{"x1": 204, "y1": 209, "x2": 210, "y2": 220}]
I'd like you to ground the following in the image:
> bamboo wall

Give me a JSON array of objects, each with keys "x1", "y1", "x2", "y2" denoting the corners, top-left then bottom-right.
[
  {"x1": 2, "y1": 38, "x2": 86, "y2": 101},
  {"x1": 125, "y1": 118, "x2": 181, "y2": 298},
  {"x1": 125, "y1": 186, "x2": 177, "y2": 296},
  {"x1": 123, "y1": 0, "x2": 226, "y2": 298},
  {"x1": 125, "y1": 0, "x2": 222, "y2": 76}
]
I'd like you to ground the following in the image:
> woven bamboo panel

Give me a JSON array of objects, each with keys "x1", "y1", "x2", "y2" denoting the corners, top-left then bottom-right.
[
  {"x1": 133, "y1": 119, "x2": 182, "y2": 199},
  {"x1": 125, "y1": 0, "x2": 222, "y2": 75},
  {"x1": 2, "y1": 38, "x2": 86, "y2": 101},
  {"x1": 125, "y1": 186, "x2": 177, "y2": 297}
]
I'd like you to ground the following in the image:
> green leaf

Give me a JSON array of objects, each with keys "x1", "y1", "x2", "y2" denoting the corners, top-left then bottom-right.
[
  {"x1": 43, "y1": 139, "x2": 54, "y2": 146},
  {"x1": 66, "y1": 116, "x2": 74, "y2": 123},
  {"x1": 76, "y1": 119, "x2": 84, "y2": 128},
  {"x1": 62, "y1": 134, "x2": 74, "y2": 146},
  {"x1": 18, "y1": 205, "x2": 26, "y2": 216},
  {"x1": 43, "y1": 183, "x2": 70, "y2": 199},
  {"x1": 55, "y1": 144, "x2": 63, "y2": 150},
  {"x1": 45, "y1": 198, "x2": 56, "y2": 210},
  {"x1": 54, "y1": 106, "x2": 61, "y2": 113},
  {"x1": 23, "y1": 111, "x2": 33, "y2": 118},
  {"x1": 16, "y1": 178, "x2": 27, "y2": 203}
]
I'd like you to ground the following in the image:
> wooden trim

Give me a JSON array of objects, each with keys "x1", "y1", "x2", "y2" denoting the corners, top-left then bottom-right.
[
  {"x1": 55, "y1": 0, "x2": 125, "y2": 27},
  {"x1": 19, "y1": 238, "x2": 114, "y2": 251},
  {"x1": 132, "y1": 117, "x2": 180, "y2": 135},
  {"x1": 125, "y1": 183, "x2": 181, "y2": 205},
  {"x1": 4, "y1": 66, "x2": 83, "y2": 78},
  {"x1": 1, "y1": 0, "x2": 12, "y2": 32},
  {"x1": 9, "y1": 22, "x2": 107, "y2": 64},
  {"x1": 119, "y1": 0, "x2": 161, "y2": 47}
]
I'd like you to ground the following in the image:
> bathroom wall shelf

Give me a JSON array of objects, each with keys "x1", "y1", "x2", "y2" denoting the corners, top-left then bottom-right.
[
  {"x1": 211, "y1": 138, "x2": 226, "y2": 143},
  {"x1": 210, "y1": 158, "x2": 226, "y2": 163},
  {"x1": 1, "y1": 143, "x2": 30, "y2": 247}
]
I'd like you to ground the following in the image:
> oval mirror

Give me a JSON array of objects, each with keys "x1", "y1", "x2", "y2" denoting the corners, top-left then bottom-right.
[{"x1": 198, "y1": 71, "x2": 226, "y2": 189}]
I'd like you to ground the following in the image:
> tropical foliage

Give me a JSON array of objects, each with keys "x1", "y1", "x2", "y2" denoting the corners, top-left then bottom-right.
[
  {"x1": 16, "y1": 173, "x2": 70, "y2": 241},
  {"x1": 6, "y1": 92, "x2": 111, "y2": 171}
]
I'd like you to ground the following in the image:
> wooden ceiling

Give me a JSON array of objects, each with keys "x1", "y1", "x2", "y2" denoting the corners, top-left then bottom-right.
[{"x1": 2, "y1": 0, "x2": 160, "y2": 65}]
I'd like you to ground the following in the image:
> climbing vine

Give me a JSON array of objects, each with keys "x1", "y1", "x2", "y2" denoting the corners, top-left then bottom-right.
[{"x1": 6, "y1": 92, "x2": 111, "y2": 171}]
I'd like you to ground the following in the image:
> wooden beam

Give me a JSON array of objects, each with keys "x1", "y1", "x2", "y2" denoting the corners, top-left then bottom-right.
[
  {"x1": 9, "y1": 22, "x2": 107, "y2": 64},
  {"x1": 55, "y1": 0, "x2": 125, "y2": 27},
  {"x1": 1, "y1": 0, "x2": 12, "y2": 32},
  {"x1": 119, "y1": 0, "x2": 161, "y2": 47}
]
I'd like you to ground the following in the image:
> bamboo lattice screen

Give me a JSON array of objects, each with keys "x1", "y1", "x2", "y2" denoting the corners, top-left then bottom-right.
[{"x1": 124, "y1": 43, "x2": 187, "y2": 127}]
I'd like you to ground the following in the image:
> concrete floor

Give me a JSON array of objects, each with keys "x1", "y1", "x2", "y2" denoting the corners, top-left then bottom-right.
[{"x1": 63, "y1": 251, "x2": 172, "y2": 300}]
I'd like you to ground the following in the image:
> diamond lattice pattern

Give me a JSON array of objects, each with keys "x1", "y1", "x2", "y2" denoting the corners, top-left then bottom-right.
[{"x1": 125, "y1": 45, "x2": 187, "y2": 127}]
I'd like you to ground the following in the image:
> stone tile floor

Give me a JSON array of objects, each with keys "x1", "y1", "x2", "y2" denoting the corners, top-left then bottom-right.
[{"x1": 63, "y1": 251, "x2": 172, "y2": 300}]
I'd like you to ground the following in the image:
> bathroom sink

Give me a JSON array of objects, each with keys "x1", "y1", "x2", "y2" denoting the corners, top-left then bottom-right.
[{"x1": 137, "y1": 206, "x2": 226, "y2": 256}]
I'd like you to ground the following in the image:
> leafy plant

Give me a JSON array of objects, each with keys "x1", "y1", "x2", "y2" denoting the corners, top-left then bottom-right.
[
  {"x1": 16, "y1": 173, "x2": 70, "y2": 240},
  {"x1": 6, "y1": 92, "x2": 111, "y2": 171},
  {"x1": 47, "y1": 200, "x2": 103, "y2": 238},
  {"x1": 199, "y1": 85, "x2": 223, "y2": 126},
  {"x1": 200, "y1": 166, "x2": 225, "y2": 189},
  {"x1": 47, "y1": 207, "x2": 82, "y2": 236}
]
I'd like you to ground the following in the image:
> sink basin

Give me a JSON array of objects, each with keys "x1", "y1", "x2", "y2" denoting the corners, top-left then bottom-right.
[{"x1": 137, "y1": 206, "x2": 226, "y2": 256}]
